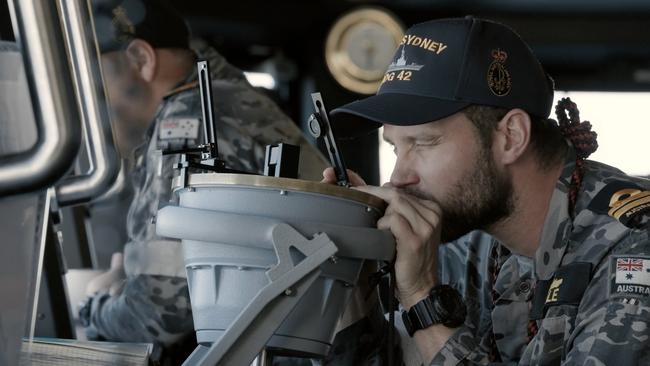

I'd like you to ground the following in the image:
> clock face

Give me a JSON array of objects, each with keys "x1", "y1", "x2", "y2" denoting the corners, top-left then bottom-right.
[{"x1": 325, "y1": 8, "x2": 404, "y2": 95}]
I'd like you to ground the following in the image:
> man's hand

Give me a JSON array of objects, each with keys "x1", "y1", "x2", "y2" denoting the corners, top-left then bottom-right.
[
  {"x1": 85, "y1": 252, "x2": 126, "y2": 297},
  {"x1": 321, "y1": 167, "x2": 366, "y2": 186},
  {"x1": 322, "y1": 169, "x2": 451, "y2": 361},
  {"x1": 353, "y1": 185, "x2": 440, "y2": 310}
]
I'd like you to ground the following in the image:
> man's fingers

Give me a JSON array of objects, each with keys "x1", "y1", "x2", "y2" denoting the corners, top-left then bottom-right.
[
  {"x1": 389, "y1": 195, "x2": 440, "y2": 240},
  {"x1": 396, "y1": 194, "x2": 442, "y2": 225},
  {"x1": 108, "y1": 280, "x2": 125, "y2": 297},
  {"x1": 110, "y1": 252, "x2": 124, "y2": 270},
  {"x1": 360, "y1": 185, "x2": 442, "y2": 243},
  {"x1": 321, "y1": 167, "x2": 367, "y2": 187},
  {"x1": 378, "y1": 213, "x2": 417, "y2": 248},
  {"x1": 346, "y1": 169, "x2": 366, "y2": 187},
  {"x1": 354, "y1": 184, "x2": 394, "y2": 199},
  {"x1": 356, "y1": 185, "x2": 442, "y2": 224},
  {"x1": 321, "y1": 167, "x2": 337, "y2": 184},
  {"x1": 85, "y1": 253, "x2": 126, "y2": 296},
  {"x1": 378, "y1": 213, "x2": 431, "y2": 255}
]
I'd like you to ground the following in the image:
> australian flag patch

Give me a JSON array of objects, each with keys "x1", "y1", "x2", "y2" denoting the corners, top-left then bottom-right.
[
  {"x1": 159, "y1": 118, "x2": 200, "y2": 140},
  {"x1": 610, "y1": 256, "x2": 650, "y2": 298}
]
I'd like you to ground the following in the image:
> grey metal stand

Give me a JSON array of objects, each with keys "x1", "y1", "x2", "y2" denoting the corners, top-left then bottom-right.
[{"x1": 182, "y1": 224, "x2": 338, "y2": 366}]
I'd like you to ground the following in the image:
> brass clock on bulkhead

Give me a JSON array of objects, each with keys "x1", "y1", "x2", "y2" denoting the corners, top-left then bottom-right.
[{"x1": 325, "y1": 7, "x2": 404, "y2": 95}]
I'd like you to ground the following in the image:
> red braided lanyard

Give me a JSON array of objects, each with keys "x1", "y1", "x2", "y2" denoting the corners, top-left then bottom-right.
[
  {"x1": 556, "y1": 98, "x2": 599, "y2": 214},
  {"x1": 526, "y1": 97, "x2": 598, "y2": 342},
  {"x1": 488, "y1": 243, "x2": 507, "y2": 362}
]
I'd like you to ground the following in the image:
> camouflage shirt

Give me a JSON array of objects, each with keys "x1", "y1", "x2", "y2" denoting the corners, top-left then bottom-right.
[
  {"x1": 431, "y1": 151, "x2": 650, "y2": 365},
  {"x1": 81, "y1": 44, "x2": 328, "y2": 353},
  {"x1": 390, "y1": 232, "x2": 533, "y2": 366},
  {"x1": 439, "y1": 232, "x2": 533, "y2": 364},
  {"x1": 271, "y1": 231, "x2": 531, "y2": 366}
]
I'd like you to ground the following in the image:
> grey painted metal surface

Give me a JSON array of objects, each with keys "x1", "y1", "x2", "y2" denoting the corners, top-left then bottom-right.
[
  {"x1": 157, "y1": 205, "x2": 395, "y2": 262},
  {"x1": 0, "y1": 39, "x2": 48, "y2": 366},
  {"x1": 157, "y1": 177, "x2": 395, "y2": 364},
  {"x1": 54, "y1": 0, "x2": 120, "y2": 206},
  {"x1": 0, "y1": 41, "x2": 37, "y2": 155},
  {"x1": 0, "y1": 193, "x2": 48, "y2": 366},
  {"x1": 196, "y1": 225, "x2": 334, "y2": 365},
  {"x1": 0, "y1": 0, "x2": 81, "y2": 196}
]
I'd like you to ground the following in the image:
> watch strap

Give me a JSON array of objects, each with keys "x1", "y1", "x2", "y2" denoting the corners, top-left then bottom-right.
[{"x1": 401, "y1": 285, "x2": 465, "y2": 337}]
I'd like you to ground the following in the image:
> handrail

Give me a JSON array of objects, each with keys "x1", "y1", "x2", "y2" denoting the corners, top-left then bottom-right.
[
  {"x1": 54, "y1": 0, "x2": 120, "y2": 206},
  {"x1": 0, "y1": 0, "x2": 82, "y2": 196}
]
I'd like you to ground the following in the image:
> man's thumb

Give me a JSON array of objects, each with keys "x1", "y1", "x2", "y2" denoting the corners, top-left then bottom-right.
[{"x1": 110, "y1": 252, "x2": 124, "y2": 270}]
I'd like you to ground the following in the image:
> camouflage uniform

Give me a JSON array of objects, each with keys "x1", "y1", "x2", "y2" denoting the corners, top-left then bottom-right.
[
  {"x1": 391, "y1": 232, "x2": 533, "y2": 366},
  {"x1": 80, "y1": 45, "x2": 328, "y2": 354},
  {"x1": 438, "y1": 232, "x2": 533, "y2": 364},
  {"x1": 79, "y1": 45, "x2": 536, "y2": 366},
  {"x1": 269, "y1": 230, "x2": 530, "y2": 366},
  {"x1": 431, "y1": 150, "x2": 650, "y2": 365}
]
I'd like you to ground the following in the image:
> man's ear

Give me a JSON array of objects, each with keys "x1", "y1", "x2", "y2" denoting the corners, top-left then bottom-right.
[
  {"x1": 124, "y1": 39, "x2": 157, "y2": 82},
  {"x1": 493, "y1": 108, "x2": 532, "y2": 165}
]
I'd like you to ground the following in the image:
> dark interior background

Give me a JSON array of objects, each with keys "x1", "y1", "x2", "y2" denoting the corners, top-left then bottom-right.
[
  {"x1": 3, "y1": 0, "x2": 650, "y2": 184},
  {"x1": 173, "y1": 0, "x2": 650, "y2": 184}
]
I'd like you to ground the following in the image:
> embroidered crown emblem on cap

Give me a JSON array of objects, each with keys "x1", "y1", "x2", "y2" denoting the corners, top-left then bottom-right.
[{"x1": 487, "y1": 48, "x2": 512, "y2": 97}]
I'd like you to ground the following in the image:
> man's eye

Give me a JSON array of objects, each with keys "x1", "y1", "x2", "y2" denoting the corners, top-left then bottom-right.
[{"x1": 415, "y1": 140, "x2": 437, "y2": 147}]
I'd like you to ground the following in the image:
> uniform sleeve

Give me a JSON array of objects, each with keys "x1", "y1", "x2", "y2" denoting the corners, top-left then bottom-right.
[
  {"x1": 428, "y1": 325, "x2": 491, "y2": 365},
  {"x1": 562, "y1": 229, "x2": 650, "y2": 365},
  {"x1": 430, "y1": 232, "x2": 650, "y2": 366},
  {"x1": 566, "y1": 298, "x2": 650, "y2": 365},
  {"x1": 83, "y1": 274, "x2": 193, "y2": 348},
  {"x1": 428, "y1": 232, "x2": 528, "y2": 365},
  {"x1": 428, "y1": 232, "x2": 510, "y2": 365}
]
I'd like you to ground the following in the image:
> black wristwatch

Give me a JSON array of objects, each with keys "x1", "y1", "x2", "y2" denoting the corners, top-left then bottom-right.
[{"x1": 401, "y1": 284, "x2": 466, "y2": 337}]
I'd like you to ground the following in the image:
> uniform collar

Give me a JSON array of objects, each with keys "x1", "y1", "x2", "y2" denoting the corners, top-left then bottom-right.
[
  {"x1": 163, "y1": 80, "x2": 199, "y2": 99},
  {"x1": 534, "y1": 148, "x2": 576, "y2": 280}
]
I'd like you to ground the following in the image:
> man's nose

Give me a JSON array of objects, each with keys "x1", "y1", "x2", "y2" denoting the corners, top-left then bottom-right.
[{"x1": 389, "y1": 158, "x2": 419, "y2": 188}]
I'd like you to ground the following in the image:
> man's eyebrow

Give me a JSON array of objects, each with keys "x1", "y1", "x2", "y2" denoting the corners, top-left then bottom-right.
[
  {"x1": 383, "y1": 130, "x2": 442, "y2": 146},
  {"x1": 384, "y1": 133, "x2": 441, "y2": 143}
]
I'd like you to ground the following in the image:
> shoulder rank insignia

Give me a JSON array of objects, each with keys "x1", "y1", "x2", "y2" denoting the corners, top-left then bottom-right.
[{"x1": 588, "y1": 180, "x2": 650, "y2": 228}]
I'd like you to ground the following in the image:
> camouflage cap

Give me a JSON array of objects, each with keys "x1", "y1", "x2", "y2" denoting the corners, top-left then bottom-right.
[{"x1": 92, "y1": 0, "x2": 190, "y2": 53}]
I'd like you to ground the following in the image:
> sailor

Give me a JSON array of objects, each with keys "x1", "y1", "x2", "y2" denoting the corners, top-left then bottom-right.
[{"x1": 329, "y1": 16, "x2": 650, "y2": 365}]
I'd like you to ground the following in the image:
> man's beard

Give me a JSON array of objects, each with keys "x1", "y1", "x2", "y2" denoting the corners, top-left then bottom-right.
[{"x1": 403, "y1": 146, "x2": 515, "y2": 243}]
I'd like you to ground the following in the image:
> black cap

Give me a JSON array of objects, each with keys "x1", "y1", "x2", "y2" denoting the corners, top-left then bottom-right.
[
  {"x1": 331, "y1": 17, "x2": 554, "y2": 137},
  {"x1": 92, "y1": 0, "x2": 190, "y2": 53}
]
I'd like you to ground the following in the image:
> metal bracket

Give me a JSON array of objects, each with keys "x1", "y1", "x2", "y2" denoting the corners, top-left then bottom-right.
[
  {"x1": 185, "y1": 223, "x2": 338, "y2": 366},
  {"x1": 308, "y1": 93, "x2": 349, "y2": 187},
  {"x1": 263, "y1": 143, "x2": 300, "y2": 178}
]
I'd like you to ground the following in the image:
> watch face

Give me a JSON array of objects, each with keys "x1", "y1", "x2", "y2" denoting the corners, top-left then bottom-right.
[
  {"x1": 325, "y1": 7, "x2": 404, "y2": 94},
  {"x1": 433, "y1": 285, "x2": 467, "y2": 328}
]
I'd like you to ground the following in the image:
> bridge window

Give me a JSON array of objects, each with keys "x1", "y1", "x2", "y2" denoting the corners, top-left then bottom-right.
[{"x1": 379, "y1": 92, "x2": 650, "y2": 183}]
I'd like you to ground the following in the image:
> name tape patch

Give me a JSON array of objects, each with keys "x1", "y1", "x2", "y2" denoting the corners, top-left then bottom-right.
[{"x1": 530, "y1": 262, "x2": 592, "y2": 320}]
